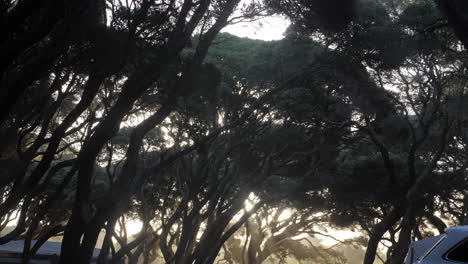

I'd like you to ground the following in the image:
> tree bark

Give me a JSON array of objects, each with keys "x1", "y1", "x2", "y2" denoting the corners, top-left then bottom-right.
[
  {"x1": 388, "y1": 209, "x2": 414, "y2": 264},
  {"x1": 363, "y1": 206, "x2": 405, "y2": 264}
]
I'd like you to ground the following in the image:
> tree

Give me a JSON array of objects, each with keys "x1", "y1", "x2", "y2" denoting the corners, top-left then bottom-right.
[
  {"x1": 0, "y1": 1, "x2": 259, "y2": 263},
  {"x1": 222, "y1": 204, "x2": 352, "y2": 264},
  {"x1": 4, "y1": 1, "x2": 468, "y2": 263},
  {"x1": 268, "y1": 1, "x2": 468, "y2": 263}
]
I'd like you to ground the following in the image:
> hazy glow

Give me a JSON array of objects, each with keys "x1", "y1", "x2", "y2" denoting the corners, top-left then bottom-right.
[
  {"x1": 124, "y1": 219, "x2": 144, "y2": 236},
  {"x1": 320, "y1": 230, "x2": 360, "y2": 246},
  {"x1": 223, "y1": 15, "x2": 290, "y2": 41}
]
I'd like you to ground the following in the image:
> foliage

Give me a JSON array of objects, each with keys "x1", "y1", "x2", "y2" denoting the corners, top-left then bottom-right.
[{"x1": 3, "y1": 0, "x2": 468, "y2": 264}]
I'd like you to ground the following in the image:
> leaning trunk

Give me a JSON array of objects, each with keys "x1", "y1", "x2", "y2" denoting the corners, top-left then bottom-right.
[{"x1": 363, "y1": 206, "x2": 405, "y2": 264}]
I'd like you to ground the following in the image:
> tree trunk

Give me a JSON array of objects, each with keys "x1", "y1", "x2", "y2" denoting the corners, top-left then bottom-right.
[
  {"x1": 78, "y1": 214, "x2": 107, "y2": 264},
  {"x1": 97, "y1": 217, "x2": 118, "y2": 264},
  {"x1": 388, "y1": 209, "x2": 414, "y2": 264},
  {"x1": 425, "y1": 213, "x2": 447, "y2": 234},
  {"x1": 462, "y1": 190, "x2": 468, "y2": 225},
  {"x1": 363, "y1": 206, "x2": 405, "y2": 264}
]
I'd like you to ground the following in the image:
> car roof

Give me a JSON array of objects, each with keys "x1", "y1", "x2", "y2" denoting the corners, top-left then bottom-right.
[
  {"x1": 410, "y1": 226, "x2": 468, "y2": 263},
  {"x1": 0, "y1": 240, "x2": 103, "y2": 258},
  {"x1": 407, "y1": 235, "x2": 444, "y2": 263},
  {"x1": 445, "y1": 225, "x2": 468, "y2": 234}
]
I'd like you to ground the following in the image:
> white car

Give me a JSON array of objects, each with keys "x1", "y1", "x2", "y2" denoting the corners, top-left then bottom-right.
[{"x1": 405, "y1": 226, "x2": 468, "y2": 264}]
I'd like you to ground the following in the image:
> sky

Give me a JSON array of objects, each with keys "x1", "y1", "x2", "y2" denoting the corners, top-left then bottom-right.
[
  {"x1": 223, "y1": 14, "x2": 290, "y2": 41},
  {"x1": 221, "y1": 0, "x2": 290, "y2": 41}
]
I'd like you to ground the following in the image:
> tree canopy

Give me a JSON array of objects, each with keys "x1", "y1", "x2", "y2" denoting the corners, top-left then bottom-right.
[{"x1": 1, "y1": 0, "x2": 468, "y2": 264}]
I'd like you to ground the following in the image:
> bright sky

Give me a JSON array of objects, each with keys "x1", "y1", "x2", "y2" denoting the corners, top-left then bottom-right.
[{"x1": 223, "y1": 15, "x2": 289, "y2": 40}]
